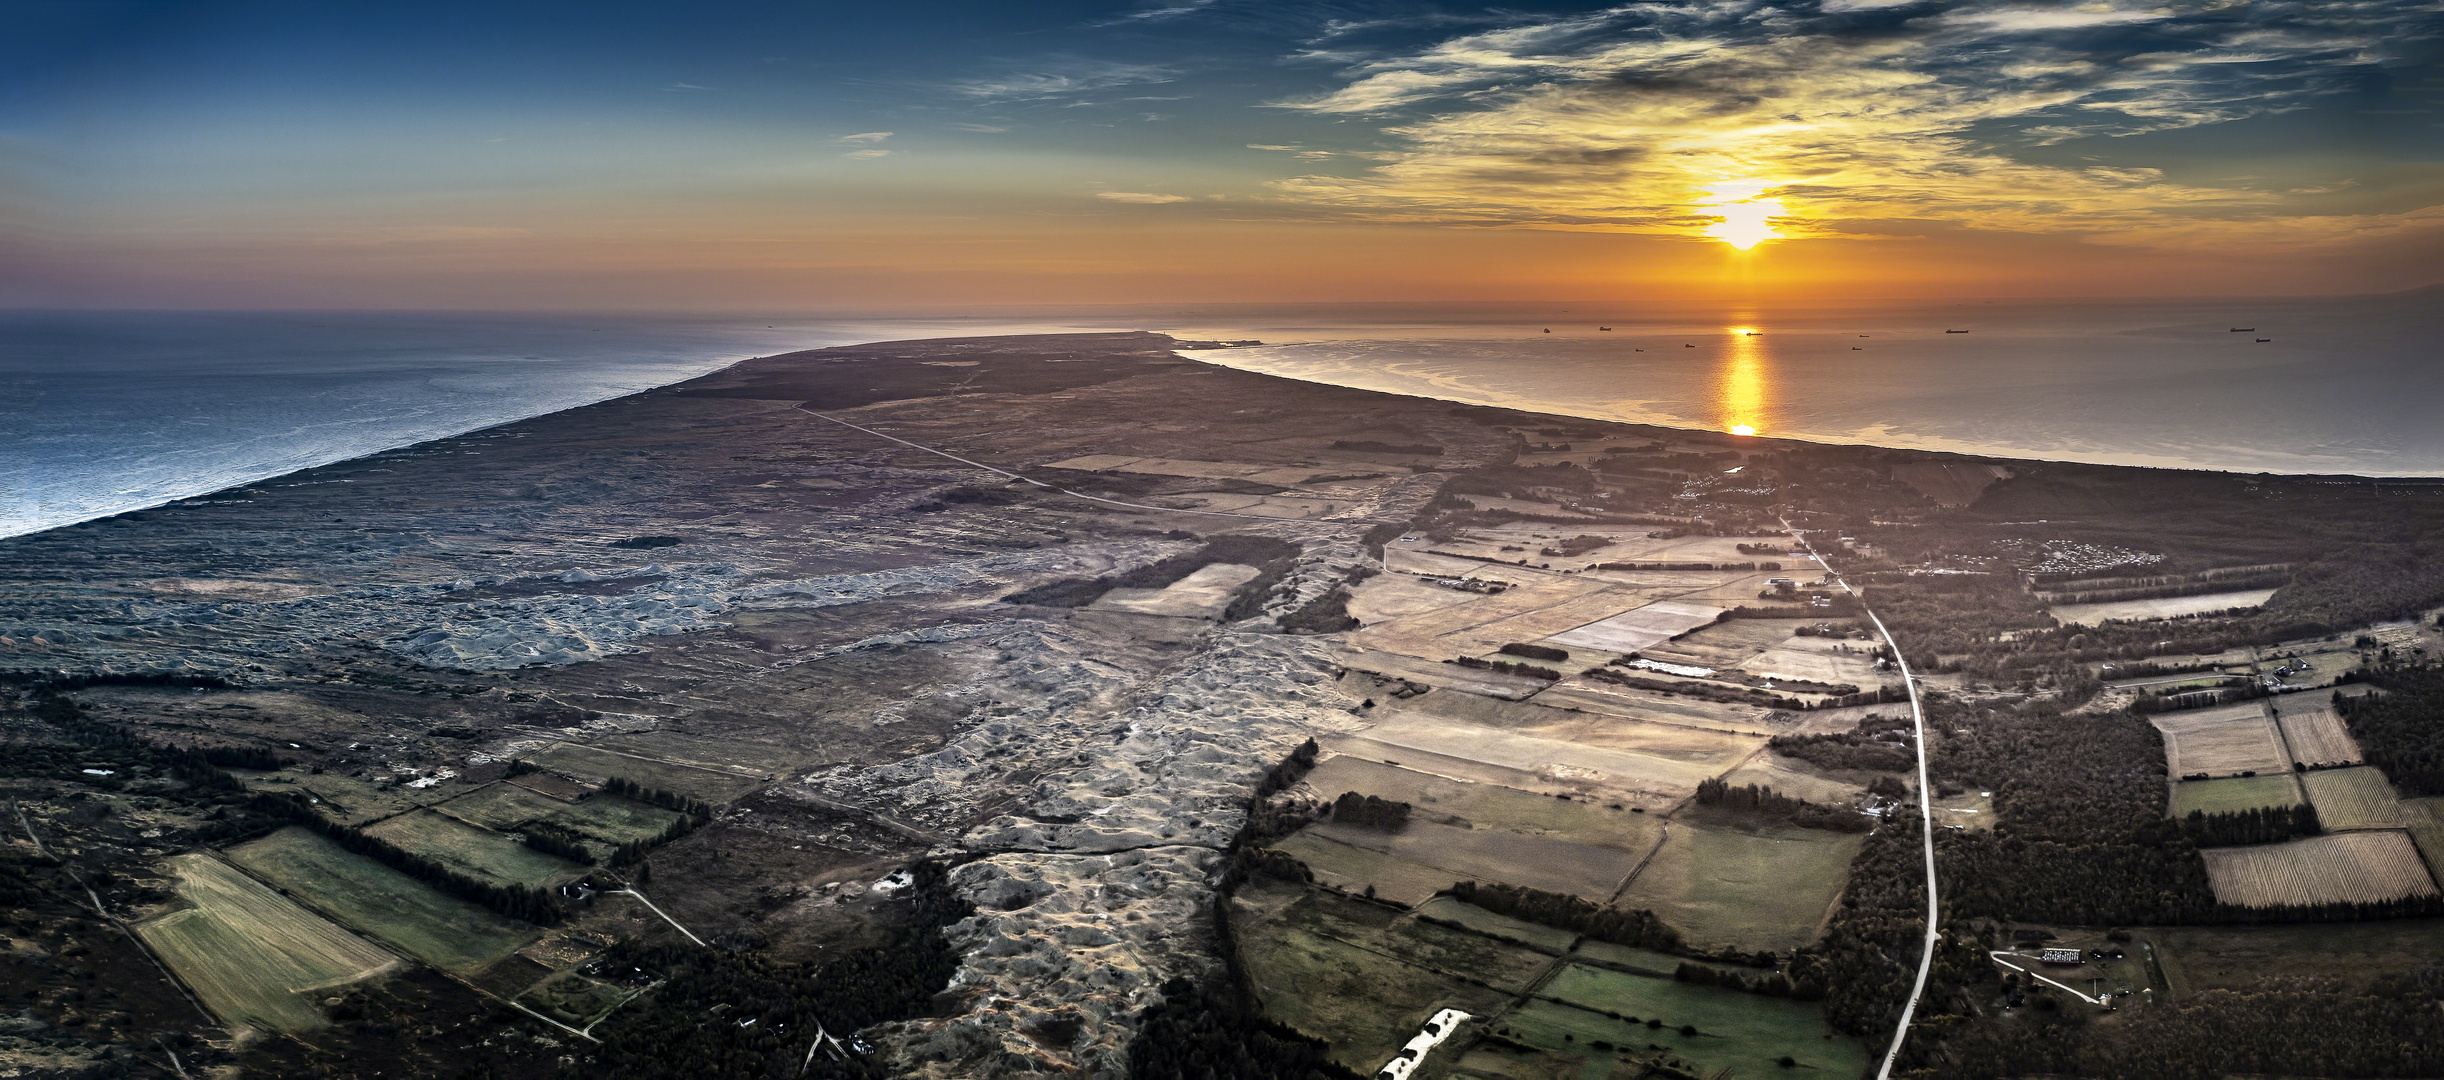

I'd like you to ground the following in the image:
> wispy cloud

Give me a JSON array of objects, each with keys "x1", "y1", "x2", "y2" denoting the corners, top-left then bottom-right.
[
  {"x1": 843, "y1": 148, "x2": 892, "y2": 160},
  {"x1": 950, "y1": 122, "x2": 1010, "y2": 133},
  {"x1": 1261, "y1": 0, "x2": 2444, "y2": 249},
  {"x1": 836, "y1": 131, "x2": 893, "y2": 143},
  {"x1": 1097, "y1": 191, "x2": 1193, "y2": 203},
  {"x1": 661, "y1": 82, "x2": 715, "y2": 92},
  {"x1": 952, "y1": 60, "x2": 1177, "y2": 101}
]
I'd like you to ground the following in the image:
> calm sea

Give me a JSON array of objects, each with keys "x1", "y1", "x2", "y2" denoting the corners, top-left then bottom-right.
[
  {"x1": 3, "y1": 294, "x2": 2437, "y2": 539},
  {"x1": 1157, "y1": 290, "x2": 2444, "y2": 479}
]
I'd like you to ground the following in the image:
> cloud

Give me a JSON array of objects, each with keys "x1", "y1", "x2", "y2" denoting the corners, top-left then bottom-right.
[
  {"x1": 844, "y1": 149, "x2": 892, "y2": 160},
  {"x1": 952, "y1": 60, "x2": 1177, "y2": 101},
  {"x1": 1096, "y1": 191, "x2": 1193, "y2": 203},
  {"x1": 836, "y1": 131, "x2": 893, "y2": 143},
  {"x1": 661, "y1": 82, "x2": 715, "y2": 92},
  {"x1": 1259, "y1": 0, "x2": 2444, "y2": 248}
]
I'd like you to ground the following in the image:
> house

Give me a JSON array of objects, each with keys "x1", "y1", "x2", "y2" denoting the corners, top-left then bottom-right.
[{"x1": 2039, "y1": 948, "x2": 2085, "y2": 965}]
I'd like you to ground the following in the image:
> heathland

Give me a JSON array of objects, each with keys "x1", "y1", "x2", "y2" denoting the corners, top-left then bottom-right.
[{"x1": 5, "y1": 331, "x2": 2444, "y2": 1079}]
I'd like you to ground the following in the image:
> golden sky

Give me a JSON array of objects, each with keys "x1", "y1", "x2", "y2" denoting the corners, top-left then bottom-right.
[{"x1": 8, "y1": 1, "x2": 2440, "y2": 309}]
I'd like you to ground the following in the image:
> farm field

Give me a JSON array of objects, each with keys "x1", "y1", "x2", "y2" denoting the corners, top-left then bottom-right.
[
  {"x1": 1349, "y1": 714, "x2": 1744, "y2": 805},
  {"x1": 1613, "y1": 820, "x2": 1863, "y2": 952},
  {"x1": 518, "y1": 973, "x2": 632, "y2": 1027},
  {"x1": 1546, "y1": 601, "x2": 1725, "y2": 654},
  {"x1": 2169, "y1": 774, "x2": 2303, "y2": 817},
  {"x1": 1298, "y1": 755, "x2": 1667, "y2": 852},
  {"x1": 2200, "y1": 830, "x2": 2439, "y2": 907},
  {"x1": 137, "y1": 855, "x2": 396, "y2": 1032},
  {"x1": 1741, "y1": 640, "x2": 1883, "y2": 687},
  {"x1": 241, "y1": 769, "x2": 430, "y2": 827},
  {"x1": 1087, "y1": 561, "x2": 1259, "y2": 617},
  {"x1": 226, "y1": 826, "x2": 540, "y2": 975},
  {"x1": 1643, "y1": 617, "x2": 1809, "y2": 667},
  {"x1": 2048, "y1": 588, "x2": 2278, "y2": 626},
  {"x1": 365, "y1": 809, "x2": 586, "y2": 889},
  {"x1": 1529, "y1": 681, "x2": 1777, "y2": 734},
  {"x1": 1230, "y1": 879, "x2": 1527, "y2": 1074},
  {"x1": 1409, "y1": 896, "x2": 1580, "y2": 954},
  {"x1": 2407, "y1": 799, "x2": 2444, "y2": 885},
  {"x1": 2149, "y1": 918, "x2": 2444, "y2": 997},
  {"x1": 2302, "y1": 767, "x2": 2409, "y2": 830},
  {"x1": 2149, "y1": 703, "x2": 2288, "y2": 777},
  {"x1": 1509, "y1": 963, "x2": 1862, "y2": 1079},
  {"x1": 1300, "y1": 819, "x2": 1645, "y2": 901},
  {"x1": 1715, "y1": 752, "x2": 1871, "y2": 808},
  {"x1": 1267, "y1": 831, "x2": 1462, "y2": 906},
  {"x1": 523, "y1": 742, "x2": 766, "y2": 802},
  {"x1": 588, "y1": 730, "x2": 798, "y2": 777},
  {"x1": 544, "y1": 792, "x2": 688, "y2": 846},
  {"x1": 2272, "y1": 701, "x2": 2364, "y2": 765},
  {"x1": 1400, "y1": 703, "x2": 1763, "y2": 769},
  {"x1": 1342, "y1": 573, "x2": 1486, "y2": 624},
  {"x1": 437, "y1": 782, "x2": 571, "y2": 831}
]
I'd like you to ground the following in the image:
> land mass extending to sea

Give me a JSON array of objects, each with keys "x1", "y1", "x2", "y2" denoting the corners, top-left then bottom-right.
[{"x1": 8, "y1": 331, "x2": 2444, "y2": 1080}]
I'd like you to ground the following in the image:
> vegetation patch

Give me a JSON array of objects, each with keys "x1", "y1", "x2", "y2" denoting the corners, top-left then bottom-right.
[
  {"x1": 136, "y1": 855, "x2": 397, "y2": 1032},
  {"x1": 2201, "y1": 831, "x2": 2440, "y2": 908},
  {"x1": 225, "y1": 826, "x2": 539, "y2": 975},
  {"x1": 2301, "y1": 767, "x2": 2410, "y2": 831},
  {"x1": 365, "y1": 809, "x2": 586, "y2": 889},
  {"x1": 1520, "y1": 962, "x2": 1866, "y2": 1079},
  {"x1": 2171, "y1": 774, "x2": 2306, "y2": 817},
  {"x1": 1612, "y1": 819, "x2": 1865, "y2": 952}
]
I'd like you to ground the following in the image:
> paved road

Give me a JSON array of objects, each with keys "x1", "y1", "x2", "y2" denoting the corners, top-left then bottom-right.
[{"x1": 1792, "y1": 524, "x2": 1941, "y2": 1080}]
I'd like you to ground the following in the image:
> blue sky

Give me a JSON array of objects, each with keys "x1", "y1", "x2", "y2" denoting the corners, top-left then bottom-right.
[{"x1": 6, "y1": 1, "x2": 2440, "y2": 308}]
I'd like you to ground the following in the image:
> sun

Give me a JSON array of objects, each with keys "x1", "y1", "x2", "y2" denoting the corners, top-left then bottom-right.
[
  {"x1": 1730, "y1": 424, "x2": 1757, "y2": 437},
  {"x1": 1696, "y1": 180, "x2": 1787, "y2": 250}
]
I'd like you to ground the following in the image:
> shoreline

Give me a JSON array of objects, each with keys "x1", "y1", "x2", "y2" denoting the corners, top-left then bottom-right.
[{"x1": 12, "y1": 327, "x2": 2442, "y2": 546}]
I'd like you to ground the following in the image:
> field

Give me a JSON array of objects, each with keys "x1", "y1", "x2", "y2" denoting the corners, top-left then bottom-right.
[
  {"x1": 1506, "y1": 964, "x2": 1864, "y2": 1079},
  {"x1": 1613, "y1": 820, "x2": 1864, "y2": 952},
  {"x1": 1298, "y1": 819, "x2": 1646, "y2": 902},
  {"x1": 226, "y1": 826, "x2": 540, "y2": 975},
  {"x1": 1345, "y1": 712, "x2": 1750, "y2": 805},
  {"x1": 2048, "y1": 588, "x2": 2279, "y2": 626},
  {"x1": 1087, "y1": 561, "x2": 1259, "y2": 617},
  {"x1": 2149, "y1": 703, "x2": 2289, "y2": 777},
  {"x1": 2169, "y1": 774, "x2": 2303, "y2": 817},
  {"x1": 2411, "y1": 799, "x2": 2444, "y2": 886},
  {"x1": 366, "y1": 809, "x2": 586, "y2": 888},
  {"x1": 1230, "y1": 878, "x2": 1531, "y2": 1074},
  {"x1": 1409, "y1": 896, "x2": 1580, "y2": 953},
  {"x1": 523, "y1": 742, "x2": 767, "y2": 801},
  {"x1": 1715, "y1": 752, "x2": 1871, "y2": 807},
  {"x1": 1298, "y1": 754, "x2": 1668, "y2": 852},
  {"x1": 2301, "y1": 767, "x2": 2408, "y2": 830},
  {"x1": 1546, "y1": 601, "x2": 1726, "y2": 654},
  {"x1": 2200, "y1": 830, "x2": 2440, "y2": 907},
  {"x1": 1639, "y1": 617, "x2": 1806, "y2": 669},
  {"x1": 136, "y1": 855, "x2": 397, "y2": 1032},
  {"x1": 518, "y1": 973, "x2": 633, "y2": 1026},
  {"x1": 2150, "y1": 918, "x2": 2444, "y2": 997},
  {"x1": 2272, "y1": 701, "x2": 2364, "y2": 765},
  {"x1": 1268, "y1": 831, "x2": 1466, "y2": 906},
  {"x1": 436, "y1": 782, "x2": 572, "y2": 831}
]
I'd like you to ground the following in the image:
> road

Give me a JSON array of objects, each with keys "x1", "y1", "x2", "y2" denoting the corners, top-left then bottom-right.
[
  {"x1": 801, "y1": 407, "x2": 1395, "y2": 525},
  {"x1": 1794, "y1": 524, "x2": 1941, "y2": 1080}
]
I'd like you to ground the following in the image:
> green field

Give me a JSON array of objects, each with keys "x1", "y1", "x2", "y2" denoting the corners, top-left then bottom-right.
[
  {"x1": 2407, "y1": 799, "x2": 2444, "y2": 887},
  {"x1": 519, "y1": 972, "x2": 633, "y2": 1027},
  {"x1": 1506, "y1": 964, "x2": 1863, "y2": 1079},
  {"x1": 546, "y1": 792, "x2": 688, "y2": 845},
  {"x1": 437, "y1": 783, "x2": 572, "y2": 831},
  {"x1": 524, "y1": 743, "x2": 764, "y2": 802},
  {"x1": 1613, "y1": 820, "x2": 1862, "y2": 952},
  {"x1": 136, "y1": 855, "x2": 397, "y2": 1032},
  {"x1": 1231, "y1": 880, "x2": 1529, "y2": 1075},
  {"x1": 2169, "y1": 773, "x2": 2304, "y2": 816},
  {"x1": 226, "y1": 826, "x2": 539, "y2": 975},
  {"x1": 2150, "y1": 918, "x2": 2444, "y2": 997},
  {"x1": 1301, "y1": 818, "x2": 1644, "y2": 901},
  {"x1": 1410, "y1": 895, "x2": 1580, "y2": 954},
  {"x1": 366, "y1": 809, "x2": 587, "y2": 888}
]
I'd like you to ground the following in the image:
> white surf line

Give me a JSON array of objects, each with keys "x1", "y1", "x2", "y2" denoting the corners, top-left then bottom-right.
[
  {"x1": 613, "y1": 888, "x2": 707, "y2": 947},
  {"x1": 801, "y1": 407, "x2": 1395, "y2": 525},
  {"x1": 1986, "y1": 951, "x2": 2104, "y2": 1005},
  {"x1": 1795, "y1": 522, "x2": 1939, "y2": 1080}
]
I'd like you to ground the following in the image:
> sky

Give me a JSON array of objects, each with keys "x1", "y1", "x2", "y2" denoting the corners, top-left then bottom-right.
[{"x1": 5, "y1": 0, "x2": 2441, "y2": 310}]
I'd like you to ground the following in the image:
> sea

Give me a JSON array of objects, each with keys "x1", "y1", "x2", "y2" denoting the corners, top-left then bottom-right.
[{"x1": 4, "y1": 292, "x2": 2439, "y2": 540}]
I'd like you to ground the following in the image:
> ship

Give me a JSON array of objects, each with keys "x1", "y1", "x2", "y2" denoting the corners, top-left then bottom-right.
[{"x1": 1945, "y1": 329, "x2": 1969, "y2": 334}]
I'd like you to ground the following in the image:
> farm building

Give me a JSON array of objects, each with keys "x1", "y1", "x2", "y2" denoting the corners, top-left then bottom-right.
[{"x1": 2038, "y1": 948, "x2": 2085, "y2": 965}]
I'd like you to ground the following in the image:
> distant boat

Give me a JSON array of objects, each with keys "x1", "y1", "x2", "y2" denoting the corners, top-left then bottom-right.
[
  {"x1": 2230, "y1": 327, "x2": 2255, "y2": 332},
  {"x1": 1684, "y1": 343, "x2": 1696, "y2": 347},
  {"x1": 2256, "y1": 338, "x2": 2272, "y2": 342},
  {"x1": 1746, "y1": 331, "x2": 1760, "y2": 336},
  {"x1": 1543, "y1": 328, "x2": 1550, "y2": 333},
  {"x1": 1852, "y1": 346, "x2": 1862, "y2": 351},
  {"x1": 1945, "y1": 329, "x2": 1969, "y2": 334},
  {"x1": 1599, "y1": 326, "x2": 1612, "y2": 331}
]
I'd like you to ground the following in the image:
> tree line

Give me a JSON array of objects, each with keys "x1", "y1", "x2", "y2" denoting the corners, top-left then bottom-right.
[{"x1": 1691, "y1": 779, "x2": 1872, "y2": 832}]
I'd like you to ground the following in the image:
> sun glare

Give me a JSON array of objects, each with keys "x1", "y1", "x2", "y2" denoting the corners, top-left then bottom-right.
[{"x1": 1696, "y1": 181, "x2": 1787, "y2": 250}]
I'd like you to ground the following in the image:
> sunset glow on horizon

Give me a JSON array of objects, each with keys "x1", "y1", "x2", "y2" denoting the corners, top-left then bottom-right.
[{"x1": 4, "y1": 2, "x2": 2437, "y2": 310}]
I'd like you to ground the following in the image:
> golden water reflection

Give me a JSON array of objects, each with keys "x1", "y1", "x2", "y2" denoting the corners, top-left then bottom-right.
[{"x1": 1717, "y1": 326, "x2": 1774, "y2": 437}]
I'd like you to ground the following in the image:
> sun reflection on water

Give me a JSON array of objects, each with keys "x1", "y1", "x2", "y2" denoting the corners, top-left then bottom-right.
[{"x1": 1718, "y1": 326, "x2": 1773, "y2": 436}]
